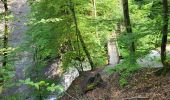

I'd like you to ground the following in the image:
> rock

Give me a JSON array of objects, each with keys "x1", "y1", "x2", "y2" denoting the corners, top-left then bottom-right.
[
  {"x1": 80, "y1": 70, "x2": 104, "y2": 94},
  {"x1": 137, "y1": 50, "x2": 163, "y2": 68}
]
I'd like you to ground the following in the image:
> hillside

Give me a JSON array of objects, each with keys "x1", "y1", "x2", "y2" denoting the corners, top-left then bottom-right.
[{"x1": 61, "y1": 68, "x2": 170, "y2": 100}]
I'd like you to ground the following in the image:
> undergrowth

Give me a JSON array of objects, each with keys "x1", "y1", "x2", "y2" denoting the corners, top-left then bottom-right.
[{"x1": 105, "y1": 60, "x2": 140, "y2": 87}]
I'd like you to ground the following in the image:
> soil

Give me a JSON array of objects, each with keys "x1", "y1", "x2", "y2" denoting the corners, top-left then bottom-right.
[{"x1": 60, "y1": 68, "x2": 170, "y2": 100}]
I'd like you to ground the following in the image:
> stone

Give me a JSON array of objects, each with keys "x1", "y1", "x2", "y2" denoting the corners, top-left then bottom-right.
[{"x1": 80, "y1": 71, "x2": 104, "y2": 94}]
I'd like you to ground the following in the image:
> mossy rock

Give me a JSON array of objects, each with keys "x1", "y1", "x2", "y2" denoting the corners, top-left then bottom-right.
[{"x1": 80, "y1": 72, "x2": 104, "y2": 94}]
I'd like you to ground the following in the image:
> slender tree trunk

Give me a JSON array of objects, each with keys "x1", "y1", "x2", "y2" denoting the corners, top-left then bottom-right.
[
  {"x1": 2, "y1": 0, "x2": 8, "y2": 66},
  {"x1": 161, "y1": 0, "x2": 169, "y2": 65},
  {"x1": 38, "y1": 86, "x2": 43, "y2": 100},
  {"x1": 122, "y1": 0, "x2": 135, "y2": 62},
  {"x1": 92, "y1": 0, "x2": 100, "y2": 45},
  {"x1": 155, "y1": 0, "x2": 169, "y2": 76},
  {"x1": 92, "y1": 0, "x2": 97, "y2": 18},
  {"x1": 116, "y1": 22, "x2": 121, "y2": 63},
  {"x1": 69, "y1": 0, "x2": 95, "y2": 70}
]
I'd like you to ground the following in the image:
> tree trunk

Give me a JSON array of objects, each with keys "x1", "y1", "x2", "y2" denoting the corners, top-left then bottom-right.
[
  {"x1": 155, "y1": 0, "x2": 169, "y2": 76},
  {"x1": 116, "y1": 22, "x2": 121, "y2": 62},
  {"x1": 160, "y1": 0, "x2": 169, "y2": 75},
  {"x1": 92, "y1": 0, "x2": 100, "y2": 45},
  {"x1": 69, "y1": 0, "x2": 95, "y2": 70},
  {"x1": 122, "y1": 0, "x2": 135, "y2": 62},
  {"x1": 2, "y1": 0, "x2": 8, "y2": 67},
  {"x1": 161, "y1": 0, "x2": 169, "y2": 65},
  {"x1": 92, "y1": 0, "x2": 97, "y2": 18}
]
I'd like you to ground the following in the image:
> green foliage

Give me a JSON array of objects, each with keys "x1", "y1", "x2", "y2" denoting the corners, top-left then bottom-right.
[
  {"x1": 25, "y1": 0, "x2": 169, "y2": 88},
  {"x1": 62, "y1": 51, "x2": 79, "y2": 70},
  {"x1": 105, "y1": 60, "x2": 140, "y2": 87},
  {"x1": 0, "y1": 47, "x2": 15, "y2": 55},
  {"x1": 167, "y1": 53, "x2": 170, "y2": 61},
  {"x1": 26, "y1": 0, "x2": 119, "y2": 74},
  {"x1": 119, "y1": 78, "x2": 128, "y2": 87},
  {"x1": 27, "y1": 18, "x2": 62, "y2": 25},
  {"x1": 2, "y1": 0, "x2": 169, "y2": 99},
  {"x1": 4, "y1": 14, "x2": 14, "y2": 20},
  {"x1": 20, "y1": 78, "x2": 64, "y2": 99},
  {"x1": 0, "y1": 66, "x2": 15, "y2": 82}
]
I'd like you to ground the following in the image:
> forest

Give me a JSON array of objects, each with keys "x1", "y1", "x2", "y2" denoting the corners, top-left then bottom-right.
[{"x1": 0, "y1": 0, "x2": 170, "y2": 100}]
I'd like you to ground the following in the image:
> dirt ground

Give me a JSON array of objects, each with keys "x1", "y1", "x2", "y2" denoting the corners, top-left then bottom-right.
[{"x1": 61, "y1": 68, "x2": 170, "y2": 100}]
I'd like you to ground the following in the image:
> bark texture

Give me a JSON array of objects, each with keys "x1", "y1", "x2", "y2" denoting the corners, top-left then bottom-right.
[
  {"x1": 122, "y1": 0, "x2": 135, "y2": 52},
  {"x1": 161, "y1": 0, "x2": 169, "y2": 64},
  {"x1": 69, "y1": 0, "x2": 95, "y2": 70},
  {"x1": 2, "y1": 0, "x2": 8, "y2": 66}
]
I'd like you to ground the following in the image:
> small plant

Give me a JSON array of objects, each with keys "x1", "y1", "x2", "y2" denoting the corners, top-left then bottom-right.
[
  {"x1": 119, "y1": 78, "x2": 128, "y2": 87},
  {"x1": 20, "y1": 78, "x2": 64, "y2": 100},
  {"x1": 105, "y1": 59, "x2": 140, "y2": 88}
]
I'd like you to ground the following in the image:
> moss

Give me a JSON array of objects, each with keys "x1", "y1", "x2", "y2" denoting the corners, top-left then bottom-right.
[{"x1": 87, "y1": 83, "x2": 96, "y2": 91}]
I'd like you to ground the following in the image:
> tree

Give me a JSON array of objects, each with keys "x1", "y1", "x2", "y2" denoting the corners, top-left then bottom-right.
[
  {"x1": 69, "y1": 0, "x2": 95, "y2": 70},
  {"x1": 161, "y1": 0, "x2": 169, "y2": 72},
  {"x1": 1, "y1": 0, "x2": 8, "y2": 66},
  {"x1": 92, "y1": 0, "x2": 99, "y2": 45},
  {"x1": 122, "y1": 0, "x2": 135, "y2": 62}
]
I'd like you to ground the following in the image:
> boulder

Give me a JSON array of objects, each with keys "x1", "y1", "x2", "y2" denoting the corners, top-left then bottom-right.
[{"x1": 80, "y1": 70, "x2": 104, "y2": 94}]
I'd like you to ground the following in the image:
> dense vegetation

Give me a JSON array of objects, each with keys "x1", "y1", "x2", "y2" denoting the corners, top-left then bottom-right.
[{"x1": 0, "y1": 0, "x2": 170, "y2": 99}]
